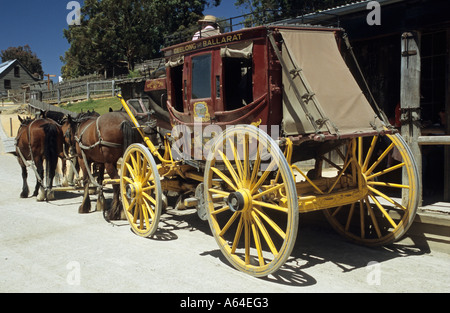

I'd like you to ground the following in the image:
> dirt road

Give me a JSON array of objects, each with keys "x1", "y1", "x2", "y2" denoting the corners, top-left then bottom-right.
[{"x1": 0, "y1": 113, "x2": 449, "y2": 294}]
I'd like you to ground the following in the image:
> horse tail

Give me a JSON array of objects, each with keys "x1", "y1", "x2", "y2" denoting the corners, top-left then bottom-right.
[
  {"x1": 42, "y1": 123, "x2": 59, "y2": 185},
  {"x1": 121, "y1": 120, "x2": 141, "y2": 152}
]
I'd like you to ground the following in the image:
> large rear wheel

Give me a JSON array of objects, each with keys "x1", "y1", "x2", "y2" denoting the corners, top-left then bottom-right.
[
  {"x1": 204, "y1": 125, "x2": 298, "y2": 277},
  {"x1": 324, "y1": 134, "x2": 420, "y2": 246}
]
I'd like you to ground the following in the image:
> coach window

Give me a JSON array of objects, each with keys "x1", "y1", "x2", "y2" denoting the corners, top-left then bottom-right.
[
  {"x1": 221, "y1": 41, "x2": 253, "y2": 111},
  {"x1": 192, "y1": 54, "x2": 211, "y2": 99}
]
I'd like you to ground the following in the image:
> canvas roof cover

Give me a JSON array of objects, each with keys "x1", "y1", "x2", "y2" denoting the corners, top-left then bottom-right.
[{"x1": 279, "y1": 29, "x2": 385, "y2": 136}]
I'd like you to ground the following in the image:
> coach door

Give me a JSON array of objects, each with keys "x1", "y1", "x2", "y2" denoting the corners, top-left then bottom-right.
[{"x1": 185, "y1": 51, "x2": 223, "y2": 124}]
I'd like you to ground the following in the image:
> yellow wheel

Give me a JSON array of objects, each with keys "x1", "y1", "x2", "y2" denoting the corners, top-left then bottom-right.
[
  {"x1": 120, "y1": 143, "x2": 162, "y2": 237},
  {"x1": 204, "y1": 125, "x2": 298, "y2": 277},
  {"x1": 324, "y1": 133, "x2": 420, "y2": 246}
]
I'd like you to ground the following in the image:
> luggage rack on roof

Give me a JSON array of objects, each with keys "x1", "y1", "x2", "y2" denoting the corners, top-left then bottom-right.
[
  {"x1": 163, "y1": 9, "x2": 343, "y2": 47},
  {"x1": 164, "y1": 10, "x2": 281, "y2": 46}
]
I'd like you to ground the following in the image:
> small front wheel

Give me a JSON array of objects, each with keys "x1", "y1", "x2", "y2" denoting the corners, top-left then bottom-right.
[{"x1": 120, "y1": 143, "x2": 162, "y2": 237}]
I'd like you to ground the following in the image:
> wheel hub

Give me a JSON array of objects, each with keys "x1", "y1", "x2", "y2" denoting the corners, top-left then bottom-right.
[
  {"x1": 126, "y1": 182, "x2": 142, "y2": 199},
  {"x1": 227, "y1": 189, "x2": 252, "y2": 212}
]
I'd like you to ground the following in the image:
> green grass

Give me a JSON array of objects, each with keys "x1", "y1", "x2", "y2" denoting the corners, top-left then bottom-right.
[{"x1": 61, "y1": 97, "x2": 123, "y2": 115}]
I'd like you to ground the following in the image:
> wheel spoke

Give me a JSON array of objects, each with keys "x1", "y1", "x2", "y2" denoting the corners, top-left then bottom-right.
[
  {"x1": 251, "y1": 159, "x2": 278, "y2": 194},
  {"x1": 143, "y1": 197, "x2": 155, "y2": 220},
  {"x1": 250, "y1": 141, "x2": 261, "y2": 187},
  {"x1": 366, "y1": 143, "x2": 394, "y2": 175},
  {"x1": 142, "y1": 185, "x2": 156, "y2": 192},
  {"x1": 367, "y1": 181, "x2": 410, "y2": 189},
  {"x1": 244, "y1": 218, "x2": 250, "y2": 265},
  {"x1": 253, "y1": 207, "x2": 286, "y2": 240},
  {"x1": 252, "y1": 183, "x2": 285, "y2": 200},
  {"x1": 125, "y1": 162, "x2": 137, "y2": 181},
  {"x1": 366, "y1": 162, "x2": 405, "y2": 180},
  {"x1": 364, "y1": 196, "x2": 382, "y2": 238},
  {"x1": 209, "y1": 188, "x2": 230, "y2": 197},
  {"x1": 219, "y1": 211, "x2": 240, "y2": 237},
  {"x1": 141, "y1": 200, "x2": 151, "y2": 229},
  {"x1": 210, "y1": 205, "x2": 230, "y2": 215},
  {"x1": 142, "y1": 191, "x2": 156, "y2": 206},
  {"x1": 251, "y1": 218, "x2": 265, "y2": 266},
  {"x1": 368, "y1": 194, "x2": 399, "y2": 229},
  {"x1": 368, "y1": 186, "x2": 407, "y2": 211},
  {"x1": 133, "y1": 199, "x2": 139, "y2": 224},
  {"x1": 359, "y1": 199, "x2": 365, "y2": 239},
  {"x1": 251, "y1": 211, "x2": 280, "y2": 257},
  {"x1": 228, "y1": 137, "x2": 244, "y2": 180},
  {"x1": 253, "y1": 199, "x2": 288, "y2": 213},
  {"x1": 123, "y1": 176, "x2": 133, "y2": 185},
  {"x1": 211, "y1": 167, "x2": 238, "y2": 191},
  {"x1": 231, "y1": 216, "x2": 244, "y2": 254},
  {"x1": 127, "y1": 197, "x2": 136, "y2": 214},
  {"x1": 218, "y1": 150, "x2": 242, "y2": 189},
  {"x1": 362, "y1": 136, "x2": 378, "y2": 171},
  {"x1": 345, "y1": 202, "x2": 355, "y2": 232}
]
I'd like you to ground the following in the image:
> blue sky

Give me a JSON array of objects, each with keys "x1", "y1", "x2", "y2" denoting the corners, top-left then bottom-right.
[{"x1": 0, "y1": 0, "x2": 247, "y2": 82}]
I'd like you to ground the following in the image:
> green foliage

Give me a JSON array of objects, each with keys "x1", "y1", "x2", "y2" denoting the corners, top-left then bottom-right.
[
  {"x1": 62, "y1": 0, "x2": 221, "y2": 80},
  {"x1": 234, "y1": 0, "x2": 355, "y2": 23},
  {"x1": 1, "y1": 45, "x2": 44, "y2": 78}
]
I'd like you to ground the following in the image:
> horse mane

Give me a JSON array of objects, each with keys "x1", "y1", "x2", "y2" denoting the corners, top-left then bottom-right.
[
  {"x1": 41, "y1": 110, "x2": 67, "y2": 125},
  {"x1": 74, "y1": 110, "x2": 100, "y2": 123},
  {"x1": 18, "y1": 115, "x2": 35, "y2": 126}
]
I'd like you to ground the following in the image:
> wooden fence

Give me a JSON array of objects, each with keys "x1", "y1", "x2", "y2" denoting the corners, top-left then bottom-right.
[
  {"x1": 32, "y1": 80, "x2": 119, "y2": 104},
  {"x1": 28, "y1": 99, "x2": 76, "y2": 117}
]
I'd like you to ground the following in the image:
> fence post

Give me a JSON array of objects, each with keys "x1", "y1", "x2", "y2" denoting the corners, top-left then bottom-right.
[
  {"x1": 87, "y1": 82, "x2": 90, "y2": 99},
  {"x1": 400, "y1": 32, "x2": 422, "y2": 206},
  {"x1": 112, "y1": 80, "x2": 115, "y2": 97}
]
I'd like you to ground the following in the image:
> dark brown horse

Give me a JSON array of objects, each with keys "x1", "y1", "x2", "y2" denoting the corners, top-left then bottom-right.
[
  {"x1": 15, "y1": 116, "x2": 64, "y2": 201},
  {"x1": 62, "y1": 111, "x2": 140, "y2": 220}
]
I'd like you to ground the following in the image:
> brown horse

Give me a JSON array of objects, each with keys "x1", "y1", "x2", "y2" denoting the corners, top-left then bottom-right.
[
  {"x1": 62, "y1": 111, "x2": 140, "y2": 220},
  {"x1": 15, "y1": 116, "x2": 64, "y2": 201}
]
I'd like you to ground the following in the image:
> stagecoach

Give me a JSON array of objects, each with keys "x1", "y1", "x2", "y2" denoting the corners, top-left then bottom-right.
[{"x1": 117, "y1": 25, "x2": 419, "y2": 277}]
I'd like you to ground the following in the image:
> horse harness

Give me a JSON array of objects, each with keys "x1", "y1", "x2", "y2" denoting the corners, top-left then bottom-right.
[
  {"x1": 15, "y1": 118, "x2": 56, "y2": 189},
  {"x1": 73, "y1": 115, "x2": 123, "y2": 192},
  {"x1": 75, "y1": 115, "x2": 122, "y2": 151}
]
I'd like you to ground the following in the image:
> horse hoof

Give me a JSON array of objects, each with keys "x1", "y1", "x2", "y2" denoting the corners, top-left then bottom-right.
[
  {"x1": 47, "y1": 190, "x2": 55, "y2": 201},
  {"x1": 96, "y1": 196, "x2": 105, "y2": 212},
  {"x1": 37, "y1": 189, "x2": 46, "y2": 202},
  {"x1": 78, "y1": 204, "x2": 91, "y2": 214}
]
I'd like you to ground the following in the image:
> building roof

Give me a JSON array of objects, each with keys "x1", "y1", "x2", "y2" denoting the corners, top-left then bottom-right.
[
  {"x1": 0, "y1": 59, "x2": 40, "y2": 81},
  {"x1": 0, "y1": 60, "x2": 16, "y2": 76},
  {"x1": 272, "y1": 0, "x2": 406, "y2": 26}
]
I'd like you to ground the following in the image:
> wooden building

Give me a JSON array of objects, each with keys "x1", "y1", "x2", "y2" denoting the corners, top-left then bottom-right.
[
  {"x1": 277, "y1": 0, "x2": 450, "y2": 203},
  {"x1": 0, "y1": 59, "x2": 40, "y2": 97}
]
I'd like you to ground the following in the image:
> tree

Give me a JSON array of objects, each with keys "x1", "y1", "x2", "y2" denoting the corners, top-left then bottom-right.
[
  {"x1": 1, "y1": 45, "x2": 44, "y2": 78},
  {"x1": 234, "y1": 0, "x2": 355, "y2": 22},
  {"x1": 62, "y1": 0, "x2": 221, "y2": 79}
]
